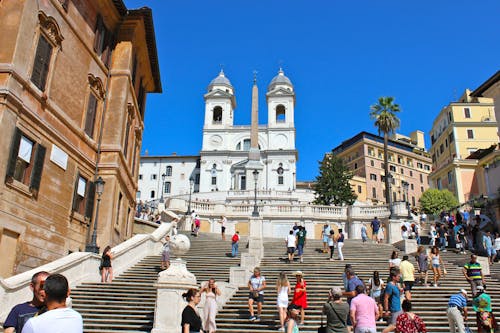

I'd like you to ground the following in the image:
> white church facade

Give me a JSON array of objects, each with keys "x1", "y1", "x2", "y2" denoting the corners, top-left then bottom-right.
[{"x1": 137, "y1": 69, "x2": 298, "y2": 201}]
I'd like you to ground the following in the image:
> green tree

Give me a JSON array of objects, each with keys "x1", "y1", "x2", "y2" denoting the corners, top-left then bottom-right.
[
  {"x1": 419, "y1": 189, "x2": 459, "y2": 215},
  {"x1": 313, "y1": 153, "x2": 357, "y2": 206},
  {"x1": 370, "y1": 96, "x2": 401, "y2": 206}
]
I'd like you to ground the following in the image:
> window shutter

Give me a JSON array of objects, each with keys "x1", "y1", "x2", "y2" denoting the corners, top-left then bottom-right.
[
  {"x1": 84, "y1": 181, "x2": 96, "y2": 219},
  {"x1": 72, "y1": 172, "x2": 80, "y2": 211},
  {"x1": 29, "y1": 144, "x2": 46, "y2": 195},
  {"x1": 84, "y1": 94, "x2": 98, "y2": 137},
  {"x1": 5, "y1": 128, "x2": 22, "y2": 183},
  {"x1": 31, "y1": 35, "x2": 53, "y2": 91},
  {"x1": 93, "y1": 15, "x2": 104, "y2": 52},
  {"x1": 102, "y1": 30, "x2": 114, "y2": 67}
]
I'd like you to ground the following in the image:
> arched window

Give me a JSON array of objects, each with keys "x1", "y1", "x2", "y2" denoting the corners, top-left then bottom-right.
[
  {"x1": 213, "y1": 106, "x2": 222, "y2": 123},
  {"x1": 276, "y1": 104, "x2": 286, "y2": 123},
  {"x1": 243, "y1": 139, "x2": 251, "y2": 151},
  {"x1": 166, "y1": 166, "x2": 172, "y2": 176}
]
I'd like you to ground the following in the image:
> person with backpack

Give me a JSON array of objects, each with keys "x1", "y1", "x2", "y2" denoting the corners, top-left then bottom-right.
[
  {"x1": 231, "y1": 231, "x2": 240, "y2": 257},
  {"x1": 473, "y1": 286, "x2": 497, "y2": 333}
]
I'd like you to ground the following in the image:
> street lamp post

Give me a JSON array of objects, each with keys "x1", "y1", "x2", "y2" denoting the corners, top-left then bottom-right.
[
  {"x1": 85, "y1": 176, "x2": 105, "y2": 253},
  {"x1": 387, "y1": 173, "x2": 393, "y2": 219},
  {"x1": 252, "y1": 170, "x2": 259, "y2": 217},
  {"x1": 186, "y1": 176, "x2": 194, "y2": 215},
  {"x1": 160, "y1": 173, "x2": 166, "y2": 203},
  {"x1": 402, "y1": 181, "x2": 411, "y2": 219}
]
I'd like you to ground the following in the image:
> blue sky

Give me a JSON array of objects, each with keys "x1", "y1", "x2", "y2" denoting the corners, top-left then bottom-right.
[{"x1": 124, "y1": 0, "x2": 499, "y2": 181}]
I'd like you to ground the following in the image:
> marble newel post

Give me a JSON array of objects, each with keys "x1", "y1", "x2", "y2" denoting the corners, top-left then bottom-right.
[{"x1": 152, "y1": 234, "x2": 197, "y2": 333}]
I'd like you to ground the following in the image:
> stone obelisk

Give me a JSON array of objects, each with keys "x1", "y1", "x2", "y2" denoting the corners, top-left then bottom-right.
[
  {"x1": 247, "y1": 73, "x2": 263, "y2": 165},
  {"x1": 245, "y1": 72, "x2": 263, "y2": 260}
]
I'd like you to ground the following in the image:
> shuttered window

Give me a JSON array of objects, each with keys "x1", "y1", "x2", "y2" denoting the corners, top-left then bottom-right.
[
  {"x1": 84, "y1": 93, "x2": 98, "y2": 137},
  {"x1": 5, "y1": 128, "x2": 46, "y2": 197},
  {"x1": 93, "y1": 15, "x2": 113, "y2": 67},
  {"x1": 31, "y1": 35, "x2": 53, "y2": 91},
  {"x1": 72, "y1": 173, "x2": 95, "y2": 218}
]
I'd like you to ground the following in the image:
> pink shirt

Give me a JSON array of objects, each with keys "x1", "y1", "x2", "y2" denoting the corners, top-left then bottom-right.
[{"x1": 350, "y1": 293, "x2": 378, "y2": 328}]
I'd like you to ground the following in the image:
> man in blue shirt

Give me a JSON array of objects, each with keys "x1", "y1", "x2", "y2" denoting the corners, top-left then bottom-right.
[
  {"x1": 342, "y1": 268, "x2": 364, "y2": 330},
  {"x1": 3, "y1": 271, "x2": 49, "y2": 333},
  {"x1": 447, "y1": 289, "x2": 468, "y2": 333},
  {"x1": 483, "y1": 231, "x2": 494, "y2": 265},
  {"x1": 383, "y1": 269, "x2": 403, "y2": 332}
]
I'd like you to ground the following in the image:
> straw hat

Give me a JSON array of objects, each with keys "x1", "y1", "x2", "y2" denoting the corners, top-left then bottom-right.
[{"x1": 294, "y1": 271, "x2": 304, "y2": 276}]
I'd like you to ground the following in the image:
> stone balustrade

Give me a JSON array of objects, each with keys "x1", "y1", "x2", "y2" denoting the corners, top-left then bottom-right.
[
  {"x1": 0, "y1": 221, "x2": 173, "y2": 324},
  {"x1": 168, "y1": 198, "x2": 389, "y2": 222}
]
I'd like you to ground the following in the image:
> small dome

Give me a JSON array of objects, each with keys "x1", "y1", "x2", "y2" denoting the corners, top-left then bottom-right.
[
  {"x1": 208, "y1": 70, "x2": 233, "y2": 90},
  {"x1": 268, "y1": 68, "x2": 293, "y2": 91}
]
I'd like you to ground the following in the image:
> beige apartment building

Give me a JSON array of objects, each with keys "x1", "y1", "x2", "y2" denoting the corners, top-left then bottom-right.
[
  {"x1": 0, "y1": 0, "x2": 161, "y2": 276},
  {"x1": 332, "y1": 131, "x2": 432, "y2": 208},
  {"x1": 428, "y1": 90, "x2": 496, "y2": 204}
]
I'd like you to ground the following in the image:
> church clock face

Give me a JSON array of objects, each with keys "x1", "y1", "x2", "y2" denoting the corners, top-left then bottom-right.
[{"x1": 210, "y1": 135, "x2": 223, "y2": 147}]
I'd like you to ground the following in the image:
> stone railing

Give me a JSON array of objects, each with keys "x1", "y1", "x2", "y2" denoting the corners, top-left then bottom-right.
[
  {"x1": 0, "y1": 221, "x2": 173, "y2": 324},
  {"x1": 168, "y1": 198, "x2": 388, "y2": 221}
]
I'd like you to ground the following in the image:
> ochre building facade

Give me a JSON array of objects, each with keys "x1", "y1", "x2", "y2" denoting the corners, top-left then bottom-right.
[{"x1": 0, "y1": 0, "x2": 161, "y2": 277}]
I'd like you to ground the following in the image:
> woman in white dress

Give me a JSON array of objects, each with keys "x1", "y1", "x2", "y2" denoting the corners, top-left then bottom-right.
[
  {"x1": 276, "y1": 271, "x2": 290, "y2": 330},
  {"x1": 201, "y1": 278, "x2": 221, "y2": 333},
  {"x1": 378, "y1": 225, "x2": 385, "y2": 243}
]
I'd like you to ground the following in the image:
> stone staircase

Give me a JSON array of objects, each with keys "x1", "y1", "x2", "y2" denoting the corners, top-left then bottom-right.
[
  {"x1": 71, "y1": 233, "x2": 245, "y2": 332},
  {"x1": 71, "y1": 231, "x2": 500, "y2": 332},
  {"x1": 215, "y1": 238, "x2": 500, "y2": 332}
]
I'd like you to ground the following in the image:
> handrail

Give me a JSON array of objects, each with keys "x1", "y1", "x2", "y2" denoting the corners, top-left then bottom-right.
[{"x1": 0, "y1": 221, "x2": 172, "y2": 324}]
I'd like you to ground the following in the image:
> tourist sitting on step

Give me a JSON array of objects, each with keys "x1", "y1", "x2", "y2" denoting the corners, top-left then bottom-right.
[
  {"x1": 276, "y1": 271, "x2": 291, "y2": 330},
  {"x1": 22, "y1": 274, "x2": 83, "y2": 333},
  {"x1": 3, "y1": 271, "x2": 49, "y2": 333},
  {"x1": 248, "y1": 267, "x2": 266, "y2": 321}
]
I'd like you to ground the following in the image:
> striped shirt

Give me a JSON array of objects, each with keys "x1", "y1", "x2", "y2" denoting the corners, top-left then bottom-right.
[
  {"x1": 448, "y1": 293, "x2": 467, "y2": 308},
  {"x1": 464, "y1": 262, "x2": 482, "y2": 280}
]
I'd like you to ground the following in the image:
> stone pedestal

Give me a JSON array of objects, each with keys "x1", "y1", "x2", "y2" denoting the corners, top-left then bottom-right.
[
  {"x1": 183, "y1": 215, "x2": 192, "y2": 232},
  {"x1": 387, "y1": 219, "x2": 403, "y2": 244},
  {"x1": 401, "y1": 239, "x2": 418, "y2": 254},
  {"x1": 349, "y1": 220, "x2": 363, "y2": 240},
  {"x1": 152, "y1": 259, "x2": 197, "y2": 333},
  {"x1": 476, "y1": 256, "x2": 491, "y2": 276},
  {"x1": 229, "y1": 266, "x2": 253, "y2": 287},
  {"x1": 248, "y1": 217, "x2": 264, "y2": 259},
  {"x1": 241, "y1": 253, "x2": 260, "y2": 268}
]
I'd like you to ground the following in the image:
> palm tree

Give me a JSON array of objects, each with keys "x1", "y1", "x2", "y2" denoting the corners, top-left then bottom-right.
[{"x1": 370, "y1": 96, "x2": 401, "y2": 211}]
